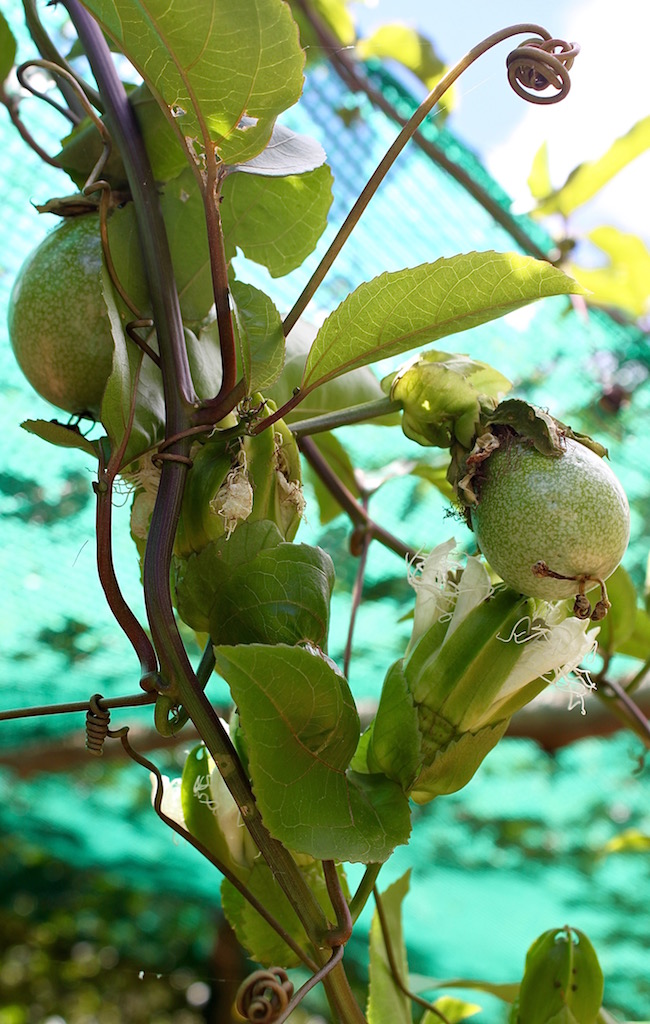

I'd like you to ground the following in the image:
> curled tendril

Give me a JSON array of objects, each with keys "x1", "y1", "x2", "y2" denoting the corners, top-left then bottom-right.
[
  {"x1": 506, "y1": 37, "x2": 580, "y2": 104},
  {"x1": 235, "y1": 968, "x2": 294, "y2": 1023}
]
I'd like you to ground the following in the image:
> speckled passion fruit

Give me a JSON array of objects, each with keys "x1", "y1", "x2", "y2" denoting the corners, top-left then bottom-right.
[
  {"x1": 470, "y1": 436, "x2": 630, "y2": 601},
  {"x1": 8, "y1": 214, "x2": 117, "y2": 419}
]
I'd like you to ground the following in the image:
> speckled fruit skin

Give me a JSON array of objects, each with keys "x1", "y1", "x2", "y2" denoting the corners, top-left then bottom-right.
[
  {"x1": 8, "y1": 214, "x2": 114, "y2": 418},
  {"x1": 470, "y1": 436, "x2": 630, "y2": 601}
]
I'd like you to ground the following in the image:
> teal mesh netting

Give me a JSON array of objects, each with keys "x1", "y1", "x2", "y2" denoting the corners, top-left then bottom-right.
[{"x1": 1, "y1": 10, "x2": 649, "y2": 1020}]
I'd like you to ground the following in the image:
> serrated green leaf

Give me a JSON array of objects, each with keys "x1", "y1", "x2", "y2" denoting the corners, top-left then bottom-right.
[
  {"x1": 83, "y1": 0, "x2": 305, "y2": 166},
  {"x1": 301, "y1": 253, "x2": 584, "y2": 393},
  {"x1": 0, "y1": 10, "x2": 17, "y2": 84},
  {"x1": 528, "y1": 141, "x2": 553, "y2": 201},
  {"x1": 232, "y1": 122, "x2": 326, "y2": 176},
  {"x1": 571, "y1": 228, "x2": 650, "y2": 320},
  {"x1": 213, "y1": 643, "x2": 411, "y2": 861},
  {"x1": 535, "y1": 116, "x2": 650, "y2": 217},
  {"x1": 367, "y1": 871, "x2": 412, "y2": 1024},
  {"x1": 20, "y1": 419, "x2": 99, "y2": 459},
  {"x1": 222, "y1": 163, "x2": 333, "y2": 276},
  {"x1": 230, "y1": 278, "x2": 285, "y2": 392}
]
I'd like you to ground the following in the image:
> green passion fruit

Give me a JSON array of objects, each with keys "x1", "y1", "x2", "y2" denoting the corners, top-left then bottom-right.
[
  {"x1": 8, "y1": 214, "x2": 118, "y2": 419},
  {"x1": 470, "y1": 436, "x2": 630, "y2": 602}
]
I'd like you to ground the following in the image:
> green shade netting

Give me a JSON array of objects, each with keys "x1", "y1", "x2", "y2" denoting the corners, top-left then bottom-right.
[{"x1": 1, "y1": 11, "x2": 649, "y2": 1019}]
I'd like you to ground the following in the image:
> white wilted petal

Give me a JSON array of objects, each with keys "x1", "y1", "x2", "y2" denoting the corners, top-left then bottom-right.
[
  {"x1": 153, "y1": 774, "x2": 186, "y2": 830},
  {"x1": 408, "y1": 537, "x2": 458, "y2": 648},
  {"x1": 208, "y1": 765, "x2": 258, "y2": 869},
  {"x1": 444, "y1": 555, "x2": 493, "y2": 641},
  {"x1": 473, "y1": 611, "x2": 600, "y2": 728}
]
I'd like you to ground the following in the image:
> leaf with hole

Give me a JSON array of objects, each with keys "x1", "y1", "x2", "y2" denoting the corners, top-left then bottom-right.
[{"x1": 82, "y1": 0, "x2": 305, "y2": 166}]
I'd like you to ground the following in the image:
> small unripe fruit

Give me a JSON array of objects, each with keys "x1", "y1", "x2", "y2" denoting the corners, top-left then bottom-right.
[{"x1": 470, "y1": 436, "x2": 630, "y2": 601}]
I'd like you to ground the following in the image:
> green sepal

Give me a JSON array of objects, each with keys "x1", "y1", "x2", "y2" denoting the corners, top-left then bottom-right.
[
  {"x1": 366, "y1": 659, "x2": 422, "y2": 791},
  {"x1": 517, "y1": 926, "x2": 604, "y2": 1024},
  {"x1": 409, "y1": 720, "x2": 510, "y2": 803}
]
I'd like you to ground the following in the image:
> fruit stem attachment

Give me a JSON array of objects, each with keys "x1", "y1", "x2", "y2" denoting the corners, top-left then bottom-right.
[
  {"x1": 532, "y1": 561, "x2": 611, "y2": 620},
  {"x1": 282, "y1": 23, "x2": 578, "y2": 337}
]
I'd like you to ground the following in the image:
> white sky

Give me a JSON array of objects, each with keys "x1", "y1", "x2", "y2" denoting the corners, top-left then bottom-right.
[{"x1": 354, "y1": 0, "x2": 650, "y2": 247}]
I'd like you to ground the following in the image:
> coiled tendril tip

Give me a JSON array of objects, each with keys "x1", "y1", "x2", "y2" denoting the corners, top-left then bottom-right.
[
  {"x1": 235, "y1": 968, "x2": 294, "y2": 1023},
  {"x1": 507, "y1": 37, "x2": 580, "y2": 104}
]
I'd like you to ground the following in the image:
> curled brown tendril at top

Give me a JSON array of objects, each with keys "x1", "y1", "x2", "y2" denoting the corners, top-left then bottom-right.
[{"x1": 507, "y1": 37, "x2": 580, "y2": 104}]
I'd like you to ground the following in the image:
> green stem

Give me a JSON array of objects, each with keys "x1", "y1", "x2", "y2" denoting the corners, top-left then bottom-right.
[
  {"x1": 290, "y1": 397, "x2": 400, "y2": 439},
  {"x1": 349, "y1": 863, "x2": 382, "y2": 922}
]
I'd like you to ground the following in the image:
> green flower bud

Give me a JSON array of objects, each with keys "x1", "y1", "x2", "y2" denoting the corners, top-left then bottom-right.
[
  {"x1": 517, "y1": 926, "x2": 604, "y2": 1024},
  {"x1": 367, "y1": 540, "x2": 600, "y2": 803},
  {"x1": 384, "y1": 351, "x2": 511, "y2": 449}
]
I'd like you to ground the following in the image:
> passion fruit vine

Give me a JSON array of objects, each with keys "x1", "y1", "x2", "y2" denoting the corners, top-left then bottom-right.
[{"x1": 470, "y1": 432, "x2": 630, "y2": 605}]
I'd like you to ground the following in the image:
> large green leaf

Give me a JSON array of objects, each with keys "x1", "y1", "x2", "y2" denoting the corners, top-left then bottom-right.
[
  {"x1": 301, "y1": 253, "x2": 583, "y2": 393},
  {"x1": 175, "y1": 523, "x2": 334, "y2": 649},
  {"x1": 230, "y1": 278, "x2": 285, "y2": 392},
  {"x1": 367, "y1": 871, "x2": 412, "y2": 1024},
  {"x1": 82, "y1": 0, "x2": 305, "y2": 165},
  {"x1": 535, "y1": 115, "x2": 650, "y2": 217},
  {"x1": 0, "y1": 10, "x2": 17, "y2": 84},
  {"x1": 571, "y1": 227, "x2": 650, "y2": 319},
  {"x1": 222, "y1": 163, "x2": 333, "y2": 276},
  {"x1": 213, "y1": 644, "x2": 411, "y2": 861}
]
